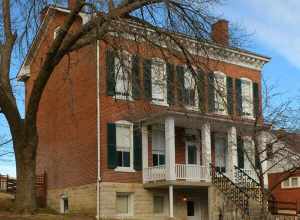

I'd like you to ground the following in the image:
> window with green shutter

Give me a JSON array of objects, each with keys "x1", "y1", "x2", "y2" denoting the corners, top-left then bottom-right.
[
  {"x1": 133, "y1": 125, "x2": 142, "y2": 171},
  {"x1": 167, "y1": 63, "x2": 175, "y2": 105},
  {"x1": 237, "y1": 136, "x2": 244, "y2": 169},
  {"x1": 143, "y1": 59, "x2": 152, "y2": 100},
  {"x1": 106, "y1": 50, "x2": 116, "y2": 96},
  {"x1": 107, "y1": 123, "x2": 117, "y2": 169},
  {"x1": 132, "y1": 55, "x2": 141, "y2": 99},
  {"x1": 235, "y1": 79, "x2": 242, "y2": 116},
  {"x1": 226, "y1": 76, "x2": 233, "y2": 115},
  {"x1": 253, "y1": 82, "x2": 259, "y2": 118},
  {"x1": 176, "y1": 65, "x2": 185, "y2": 104}
]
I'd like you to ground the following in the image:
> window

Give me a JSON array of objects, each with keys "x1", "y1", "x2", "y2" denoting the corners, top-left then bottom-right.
[
  {"x1": 116, "y1": 193, "x2": 132, "y2": 215},
  {"x1": 184, "y1": 68, "x2": 198, "y2": 109},
  {"x1": 53, "y1": 26, "x2": 61, "y2": 39},
  {"x1": 115, "y1": 52, "x2": 132, "y2": 98},
  {"x1": 153, "y1": 196, "x2": 164, "y2": 214},
  {"x1": 151, "y1": 59, "x2": 167, "y2": 105},
  {"x1": 241, "y1": 78, "x2": 253, "y2": 117},
  {"x1": 116, "y1": 122, "x2": 133, "y2": 170},
  {"x1": 152, "y1": 126, "x2": 165, "y2": 166},
  {"x1": 214, "y1": 72, "x2": 227, "y2": 113},
  {"x1": 281, "y1": 177, "x2": 300, "y2": 189}
]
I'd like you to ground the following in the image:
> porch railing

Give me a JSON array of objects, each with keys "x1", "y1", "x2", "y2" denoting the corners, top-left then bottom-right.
[
  {"x1": 241, "y1": 168, "x2": 258, "y2": 182},
  {"x1": 143, "y1": 164, "x2": 210, "y2": 183},
  {"x1": 175, "y1": 164, "x2": 209, "y2": 181}
]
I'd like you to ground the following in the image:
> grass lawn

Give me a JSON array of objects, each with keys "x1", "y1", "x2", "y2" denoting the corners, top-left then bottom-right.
[{"x1": 0, "y1": 193, "x2": 96, "y2": 220}]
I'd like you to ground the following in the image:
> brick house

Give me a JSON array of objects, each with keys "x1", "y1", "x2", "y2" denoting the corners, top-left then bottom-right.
[{"x1": 17, "y1": 1, "x2": 273, "y2": 220}]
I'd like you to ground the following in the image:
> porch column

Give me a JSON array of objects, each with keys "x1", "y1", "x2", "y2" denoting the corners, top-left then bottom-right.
[
  {"x1": 258, "y1": 132, "x2": 268, "y2": 187},
  {"x1": 201, "y1": 123, "x2": 211, "y2": 179},
  {"x1": 142, "y1": 125, "x2": 148, "y2": 183},
  {"x1": 169, "y1": 185, "x2": 174, "y2": 218},
  {"x1": 165, "y1": 116, "x2": 176, "y2": 181},
  {"x1": 227, "y1": 126, "x2": 238, "y2": 181}
]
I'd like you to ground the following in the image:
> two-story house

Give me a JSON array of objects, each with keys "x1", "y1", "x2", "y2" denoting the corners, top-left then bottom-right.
[{"x1": 17, "y1": 1, "x2": 271, "y2": 220}]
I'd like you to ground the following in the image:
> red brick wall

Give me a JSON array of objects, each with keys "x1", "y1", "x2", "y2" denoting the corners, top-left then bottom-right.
[
  {"x1": 27, "y1": 9, "x2": 263, "y2": 189},
  {"x1": 268, "y1": 171, "x2": 300, "y2": 204}
]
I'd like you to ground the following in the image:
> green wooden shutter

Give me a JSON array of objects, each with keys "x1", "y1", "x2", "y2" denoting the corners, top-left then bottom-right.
[
  {"x1": 143, "y1": 59, "x2": 152, "y2": 100},
  {"x1": 197, "y1": 70, "x2": 205, "y2": 112},
  {"x1": 107, "y1": 123, "x2": 117, "y2": 169},
  {"x1": 208, "y1": 72, "x2": 215, "y2": 112},
  {"x1": 226, "y1": 76, "x2": 233, "y2": 115},
  {"x1": 167, "y1": 63, "x2": 175, "y2": 105},
  {"x1": 133, "y1": 125, "x2": 142, "y2": 171},
  {"x1": 237, "y1": 136, "x2": 244, "y2": 169},
  {"x1": 253, "y1": 82, "x2": 259, "y2": 118},
  {"x1": 106, "y1": 50, "x2": 116, "y2": 96},
  {"x1": 236, "y1": 78, "x2": 242, "y2": 116},
  {"x1": 132, "y1": 55, "x2": 141, "y2": 99},
  {"x1": 176, "y1": 65, "x2": 185, "y2": 104}
]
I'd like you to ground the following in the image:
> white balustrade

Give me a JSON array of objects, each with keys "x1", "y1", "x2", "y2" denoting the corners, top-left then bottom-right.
[{"x1": 143, "y1": 164, "x2": 210, "y2": 183}]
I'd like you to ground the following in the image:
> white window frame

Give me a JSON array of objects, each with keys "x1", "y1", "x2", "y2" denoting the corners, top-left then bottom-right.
[
  {"x1": 213, "y1": 71, "x2": 227, "y2": 115},
  {"x1": 242, "y1": 136, "x2": 255, "y2": 170},
  {"x1": 152, "y1": 125, "x2": 166, "y2": 166},
  {"x1": 114, "y1": 51, "x2": 133, "y2": 101},
  {"x1": 114, "y1": 120, "x2": 135, "y2": 172},
  {"x1": 281, "y1": 177, "x2": 300, "y2": 189},
  {"x1": 53, "y1": 26, "x2": 61, "y2": 39},
  {"x1": 184, "y1": 66, "x2": 199, "y2": 111},
  {"x1": 240, "y1": 77, "x2": 254, "y2": 119},
  {"x1": 153, "y1": 195, "x2": 167, "y2": 215},
  {"x1": 151, "y1": 58, "x2": 168, "y2": 106},
  {"x1": 116, "y1": 192, "x2": 134, "y2": 216}
]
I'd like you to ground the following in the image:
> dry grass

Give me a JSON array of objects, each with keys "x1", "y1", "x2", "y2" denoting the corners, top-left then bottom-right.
[{"x1": 0, "y1": 193, "x2": 95, "y2": 220}]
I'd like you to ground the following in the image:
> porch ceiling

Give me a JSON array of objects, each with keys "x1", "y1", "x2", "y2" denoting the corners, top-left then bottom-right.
[{"x1": 137, "y1": 110, "x2": 260, "y2": 132}]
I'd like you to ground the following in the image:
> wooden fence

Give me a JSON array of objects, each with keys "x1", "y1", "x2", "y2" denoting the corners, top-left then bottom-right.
[{"x1": 0, "y1": 173, "x2": 47, "y2": 208}]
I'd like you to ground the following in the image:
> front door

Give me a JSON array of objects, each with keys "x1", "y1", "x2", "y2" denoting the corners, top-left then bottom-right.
[
  {"x1": 214, "y1": 136, "x2": 227, "y2": 173},
  {"x1": 186, "y1": 142, "x2": 198, "y2": 165},
  {"x1": 187, "y1": 200, "x2": 201, "y2": 220}
]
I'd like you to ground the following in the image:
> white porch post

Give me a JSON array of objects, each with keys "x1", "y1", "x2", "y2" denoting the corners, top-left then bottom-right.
[
  {"x1": 165, "y1": 117, "x2": 176, "y2": 181},
  {"x1": 169, "y1": 185, "x2": 174, "y2": 218},
  {"x1": 227, "y1": 126, "x2": 238, "y2": 181},
  {"x1": 258, "y1": 132, "x2": 268, "y2": 187},
  {"x1": 201, "y1": 123, "x2": 211, "y2": 179},
  {"x1": 142, "y1": 125, "x2": 148, "y2": 183}
]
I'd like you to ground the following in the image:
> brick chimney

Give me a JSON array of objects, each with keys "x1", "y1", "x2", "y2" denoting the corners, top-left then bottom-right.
[{"x1": 211, "y1": 20, "x2": 229, "y2": 46}]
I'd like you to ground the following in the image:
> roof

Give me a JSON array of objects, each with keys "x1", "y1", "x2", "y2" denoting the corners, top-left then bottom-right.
[{"x1": 17, "y1": 5, "x2": 271, "y2": 81}]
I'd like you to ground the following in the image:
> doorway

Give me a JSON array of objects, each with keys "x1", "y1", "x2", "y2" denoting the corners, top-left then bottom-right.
[{"x1": 186, "y1": 200, "x2": 201, "y2": 220}]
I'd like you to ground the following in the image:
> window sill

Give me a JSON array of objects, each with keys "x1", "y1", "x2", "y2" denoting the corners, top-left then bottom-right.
[
  {"x1": 151, "y1": 100, "x2": 169, "y2": 107},
  {"x1": 115, "y1": 95, "x2": 133, "y2": 101},
  {"x1": 213, "y1": 111, "x2": 228, "y2": 116},
  {"x1": 241, "y1": 115, "x2": 255, "y2": 120},
  {"x1": 114, "y1": 167, "x2": 136, "y2": 173},
  {"x1": 185, "y1": 105, "x2": 199, "y2": 111}
]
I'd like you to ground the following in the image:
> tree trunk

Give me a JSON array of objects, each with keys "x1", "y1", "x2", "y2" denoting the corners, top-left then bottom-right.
[{"x1": 14, "y1": 141, "x2": 37, "y2": 213}]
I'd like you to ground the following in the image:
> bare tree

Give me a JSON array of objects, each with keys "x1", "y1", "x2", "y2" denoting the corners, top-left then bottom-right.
[{"x1": 0, "y1": 0, "x2": 233, "y2": 213}]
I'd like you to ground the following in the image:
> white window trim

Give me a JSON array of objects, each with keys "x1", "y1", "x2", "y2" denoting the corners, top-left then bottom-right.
[
  {"x1": 184, "y1": 66, "x2": 199, "y2": 111},
  {"x1": 114, "y1": 51, "x2": 133, "y2": 101},
  {"x1": 153, "y1": 194, "x2": 168, "y2": 215},
  {"x1": 213, "y1": 71, "x2": 227, "y2": 115},
  {"x1": 281, "y1": 176, "x2": 300, "y2": 189},
  {"x1": 114, "y1": 120, "x2": 135, "y2": 173},
  {"x1": 151, "y1": 58, "x2": 169, "y2": 107},
  {"x1": 240, "y1": 77, "x2": 254, "y2": 119},
  {"x1": 53, "y1": 26, "x2": 61, "y2": 39},
  {"x1": 116, "y1": 192, "x2": 134, "y2": 217}
]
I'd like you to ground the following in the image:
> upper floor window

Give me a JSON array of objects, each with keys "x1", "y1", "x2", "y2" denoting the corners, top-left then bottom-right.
[
  {"x1": 152, "y1": 125, "x2": 165, "y2": 166},
  {"x1": 184, "y1": 68, "x2": 198, "y2": 109},
  {"x1": 116, "y1": 121, "x2": 133, "y2": 171},
  {"x1": 241, "y1": 78, "x2": 253, "y2": 117},
  {"x1": 115, "y1": 52, "x2": 132, "y2": 99},
  {"x1": 151, "y1": 59, "x2": 167, "y2": 105},
  {"x1": 281, "y1": 176, "x2": 300, "y2": 189},
  {"x1": 214, "y1": 71, "x2": 227, "y2": 114}
]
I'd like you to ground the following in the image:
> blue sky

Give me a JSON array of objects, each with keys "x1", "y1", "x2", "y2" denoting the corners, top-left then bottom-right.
[{"x1": 1, "y1": 0, "x2": 300, "y2": 177}]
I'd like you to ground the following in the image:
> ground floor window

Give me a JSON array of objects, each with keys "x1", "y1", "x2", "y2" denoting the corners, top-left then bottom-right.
[
  {"x1": 116, "y1": 193, "x2": 133, "y2": 215},
  {"x1": 153, "y1": 195, "x2": 164, "y2": 214}
]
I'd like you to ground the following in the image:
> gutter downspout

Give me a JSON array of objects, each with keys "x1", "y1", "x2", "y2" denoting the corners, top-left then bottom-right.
[{"x1": 96, "y1": 40, "x2": 101, "y2": 220}]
